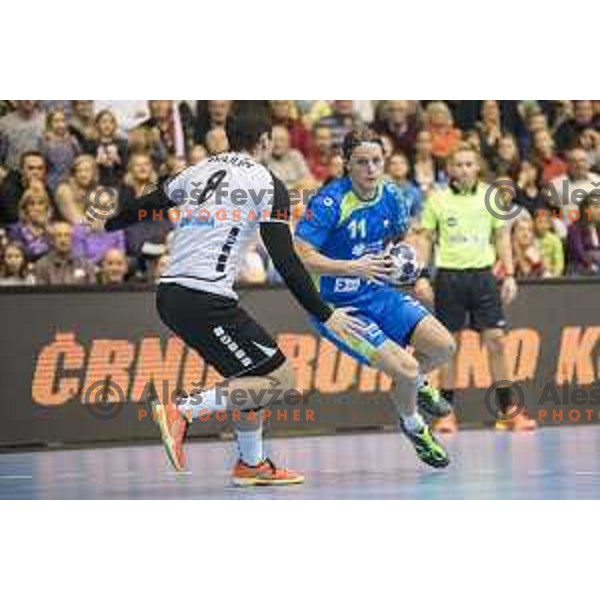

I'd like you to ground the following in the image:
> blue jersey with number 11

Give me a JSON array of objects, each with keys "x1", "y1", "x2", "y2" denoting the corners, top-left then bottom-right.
[{"x1": 295, "y1": 176, "x2": 413, "y2": 304}]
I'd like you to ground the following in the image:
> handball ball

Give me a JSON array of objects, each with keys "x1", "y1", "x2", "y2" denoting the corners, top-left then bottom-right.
[{"x1": 388, "y1": 242, "x2": 421, "y2": 286}]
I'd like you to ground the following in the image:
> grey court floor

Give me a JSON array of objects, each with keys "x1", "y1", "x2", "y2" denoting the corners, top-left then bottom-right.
[{"x1": 2, "y1": 425, "x2": 600, "y2": 499}]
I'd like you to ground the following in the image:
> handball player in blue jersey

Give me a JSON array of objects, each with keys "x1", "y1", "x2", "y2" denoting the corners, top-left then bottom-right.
[{"x1": 295, "y1": 128, "x2": 455, "y2": 468}]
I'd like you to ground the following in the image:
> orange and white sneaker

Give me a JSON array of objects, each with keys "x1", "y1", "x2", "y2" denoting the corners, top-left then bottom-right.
[
  {"x1": 432, "y1": 412, "x2": 459, "y2": 434},
  {"x1": 232, "y1": 458, "x2": 305, "y2": 487},
  {"x1": 495, "y1": 408, "x2": 538, "y2": 432},
  {"x1": 152, "y1": 399, "x2": 188, "y2": 471}
]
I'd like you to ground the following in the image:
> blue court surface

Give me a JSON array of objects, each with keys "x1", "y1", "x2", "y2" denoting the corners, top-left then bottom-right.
[{"x1": 2, "y1": 425, "x2": 600, "y2": 499}]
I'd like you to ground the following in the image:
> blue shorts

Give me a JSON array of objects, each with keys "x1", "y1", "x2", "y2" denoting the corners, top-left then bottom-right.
[{"x1": 312, "y1": 286, "x2": 430, "y2": 366}]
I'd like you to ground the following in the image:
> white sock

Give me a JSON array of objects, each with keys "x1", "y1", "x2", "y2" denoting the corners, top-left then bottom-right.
[
  {"x1": 235, "y1": 422, "x2": 264, "y2": 466},
  {"x1": 401, "y1": 412, "x2": 425, "y2": 433},
  {"x1": 176, "y1": 387, "x2": 224, "y2": 420}
]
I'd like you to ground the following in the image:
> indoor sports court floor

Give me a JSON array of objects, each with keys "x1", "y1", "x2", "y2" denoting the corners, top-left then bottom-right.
[{"x1": 2, "y1": 425, "x2": 600, "y2": 499}]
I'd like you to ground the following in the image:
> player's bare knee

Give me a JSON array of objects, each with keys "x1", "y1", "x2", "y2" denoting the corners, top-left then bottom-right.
[
  {"x1": 413, "y1": 316, "x2": 456, "y2": 367},
  {"x1": 483, "y1": 331, "x2": 505, "y2": 356},
  {"x1": 425, "y1": 332, "x2": 457, "y2": 365},
  {"x1": 486, "y1": 338, "x2": 505, "y2": 356},
  {"x1": 400, "y1": 358, "x2": 420, "y2": 384},
  {"x1": 394, "y1": 365, "x2": 420, "y2": 386},
  {"x1": 443, "y1": 334, "x2": 458, "y2": 361},
  {"x1": 270, "y1": 360, "x2": 296, "y2": 391},
  {"x1": 388, "y1": 353, "x2": 420, "y2": 384}
]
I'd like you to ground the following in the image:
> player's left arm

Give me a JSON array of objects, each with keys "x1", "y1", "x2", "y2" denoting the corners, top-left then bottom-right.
[
  {"x1": 405, "y1": 185, "x2": 425, "y2": 239},
  {"x1": 392, "y1": 187, "x2": 431, "y2": 292},
  {"x1": 493, "y1": 222, "x2": 518, "y2": 305},
  {"x1": 105, "y1": 183, "x2": 173, "y2": 231},
  {"x1": 385, "y1": 185, "x2": 419, "y2": 256},
  {"x1": 259, "y1": 176, "x2": 332, "y2": 322}
]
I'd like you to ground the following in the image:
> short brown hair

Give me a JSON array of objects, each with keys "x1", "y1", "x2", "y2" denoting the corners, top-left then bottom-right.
[{"x1": 342, "y1": 127, "x2": 384, "y2": 161}]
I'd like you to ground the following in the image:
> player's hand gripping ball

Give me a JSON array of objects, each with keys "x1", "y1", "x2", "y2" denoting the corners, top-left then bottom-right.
[{"x1": 387, "y1": 241, "x2": 421, "y2": 286}]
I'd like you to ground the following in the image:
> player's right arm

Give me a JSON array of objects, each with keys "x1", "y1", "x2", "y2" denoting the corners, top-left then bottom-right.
[
  {"x1": 294, "y1": 239, "x2": 393, "y2": 284},
  {"x1": 294, "y1": 193, "x2": 393, "y2": 284}
]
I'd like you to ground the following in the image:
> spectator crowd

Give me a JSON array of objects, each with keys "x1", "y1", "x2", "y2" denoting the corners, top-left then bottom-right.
[{"x1": 0, "y1": 100, "x2": 599, "y2": 287}]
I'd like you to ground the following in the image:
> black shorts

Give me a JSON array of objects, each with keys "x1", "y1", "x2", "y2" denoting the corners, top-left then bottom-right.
[
  {"x1": 434, "y1": 268, "x2": 507, "y2": 333},
  {"x1": 156, "y1": 283, "x2": 286, "y2": 378}
]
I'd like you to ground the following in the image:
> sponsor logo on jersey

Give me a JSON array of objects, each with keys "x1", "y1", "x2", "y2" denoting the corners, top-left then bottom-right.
[
  {"x1": 351, "y1": 243, "x2": 367, "y2": 257},
  {"x1": 179, "y1": 215, "x2": 215, "y2": 229},
  {"x1": 252, "y1": 341, "x2": 278, "y2": 358},
  {"x1": 351, "y1": 242, "x2": 385, "y2": 257},
  {"x1": 334, "y1": 278, "x2": 361, "y2": 293},
  {"x1": 213, "y1": 326, "x2": 254, "y2": 368}
]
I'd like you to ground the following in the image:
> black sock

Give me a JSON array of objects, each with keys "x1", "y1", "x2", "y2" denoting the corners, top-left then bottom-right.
[
  {"x1": 495, "y1": 386, "x2": 513, "y2": 413},
  {"x1": 441, "y1": 389, "x2": 455, "y2": 406}
]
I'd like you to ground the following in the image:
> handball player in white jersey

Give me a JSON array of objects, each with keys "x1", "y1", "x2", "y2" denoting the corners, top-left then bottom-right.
[{"x1": 106, "y1": 113, "x2": 360, "y2": 486}]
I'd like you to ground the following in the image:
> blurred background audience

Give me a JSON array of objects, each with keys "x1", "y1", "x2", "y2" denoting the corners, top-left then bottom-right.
[{"x1": 0, "y1": 100, "x2": 598, "y2": 286}]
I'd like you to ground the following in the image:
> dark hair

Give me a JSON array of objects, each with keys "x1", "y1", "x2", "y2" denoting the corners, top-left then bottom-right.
[
  {"x1": 95, "y1": 109, "x2": 117, "y2": 127},
  {"x1": 342, "y1": 127, "x2": 384, "y2": 161},
  {"x1": 0, "y1": 241, "x2": 29, "y2": 279},
  {"x1": 387, "y1": 150, "x2": 414, "y2": 179},
  {"x1": 519, "y1": 159, "x2": 540, "y2": 177},
  {"x1": 578, "y1": 192, "x2": 600, "y2": 224},
  {"x1": 225, "y1": 112, "x2": 273, "y2": 152},
  {"x1": 19, "y1": 151, "x2": 46, "y2": 169}
]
